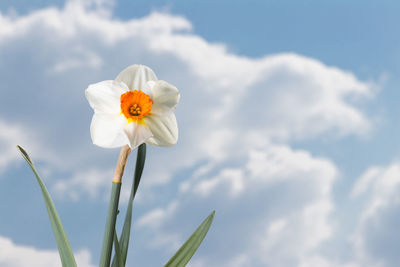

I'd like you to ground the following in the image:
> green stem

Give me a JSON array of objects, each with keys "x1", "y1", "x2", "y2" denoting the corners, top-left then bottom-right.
[
  {"x1": 111, "y1": 144, "x2": 146, "y2": 267},
  {"x1": 100, "y1": 182, "x2": 122, "y2": 267}
]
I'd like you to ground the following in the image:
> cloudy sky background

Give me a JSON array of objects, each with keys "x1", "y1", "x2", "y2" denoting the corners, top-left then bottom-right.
[{"x1": 0, "y1": 0, "x2": 400, "y2": 266}]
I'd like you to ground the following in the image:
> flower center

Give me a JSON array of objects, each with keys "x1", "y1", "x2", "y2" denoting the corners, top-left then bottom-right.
[
  {"x1": 129, "y1": 104, "x2": 141, "y2": 116},
  {"x1": 120, "y1": 90, "x2": 153, "y2": 122}
]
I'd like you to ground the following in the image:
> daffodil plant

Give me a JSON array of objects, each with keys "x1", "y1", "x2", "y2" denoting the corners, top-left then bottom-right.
[{"x1": 17, "y1": 65, "x2": 215, "y2": 267}]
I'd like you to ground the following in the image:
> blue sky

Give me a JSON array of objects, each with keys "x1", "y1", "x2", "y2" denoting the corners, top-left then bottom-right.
[{"x1": 0, "y1": 0, "x2": 399, "y2": 266}]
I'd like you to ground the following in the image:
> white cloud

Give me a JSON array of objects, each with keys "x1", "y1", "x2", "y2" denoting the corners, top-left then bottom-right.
[
  {"x1": 351, "y1": 162, "x2": 400, "y2": 267},
  {"x1": 193, "y1": 168, "x2": 244, "y2": 197},
  {"x1": 52, "y1": 168, "x2": 113, "y2": 201},
  {"x1": 135, "y1": 201, "x2": 181, "y2": 252},
  {"x1": 51, "y1": 50, "x2": 103, "y2": 73},
  {"x1": 0, "y1": 119, "x2": 26, "y2": 174},
  {"x1": 0, "y1": 118, "x2": 53, "y2": 175},
  {"x1": 137, "y1": 201, "x2": 179, "y2": 229},
  {"x1": 190, "y1": 254, "x2": 251, "y2": 267},
  {"x1": 0, "y1": 235, "x2": 95, "y2": 267},
  {"x1": 299, "y1": 256, "x2": 360, "y2": 267}
]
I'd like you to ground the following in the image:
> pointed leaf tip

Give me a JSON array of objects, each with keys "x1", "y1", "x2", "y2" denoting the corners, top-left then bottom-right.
[
  {"x1": 16, "y1": 145, "x2": 33, "y2": 164},
  {"x1": 164, "y1": 210, "x2": 215, "y2": 267},
  {"x1": 18, "y1": 146, "x2": 77, "y2": 267}
]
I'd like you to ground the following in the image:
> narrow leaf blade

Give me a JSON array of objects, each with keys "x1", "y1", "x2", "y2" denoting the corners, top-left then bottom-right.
[
  {"x1": 164, "y1": 210, "x2": 216, "y2": 267},
  {"x1": 17, "y1": 146, "x2": 77, "y2": 267},
  {"x1": 113, "y1": 230, "x2": 124, "y2": 267}
]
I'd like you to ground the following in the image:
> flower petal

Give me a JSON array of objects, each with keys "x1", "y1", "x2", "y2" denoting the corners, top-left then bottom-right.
[
  {"x1": 90, "y1": 113, "x2": 129, "y2": 148},
  {"x1": 123, "y1": 122, "x2": 153, "y2": 149},
  {"x1": 115, "y1": 65, "x2": 158, "y2": 91},
  {"x1": 149, "y1": 80, "x2": 180, "y2": 116},
  {"x1": 85, "y1": 80, "x2": 129, "y2": 114},
  {"x1": 145, "y1": 113, "x2": 178, "y2": 147}
]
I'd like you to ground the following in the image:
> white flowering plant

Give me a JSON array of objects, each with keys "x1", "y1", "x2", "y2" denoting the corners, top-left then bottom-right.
[{"x1": 17, "y1": 64, "x2": 215, "y2": 267}]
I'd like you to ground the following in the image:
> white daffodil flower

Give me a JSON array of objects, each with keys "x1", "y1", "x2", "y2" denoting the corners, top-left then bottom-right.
[{"x1": 85, "y1": 65, "x2": 180, "y2": 149}]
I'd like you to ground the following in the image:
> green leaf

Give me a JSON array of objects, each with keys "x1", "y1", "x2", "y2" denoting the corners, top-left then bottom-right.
[
  {"x1": 17, "y1": 145, "x2": 77, "y2": 267},
  {"x1": 164, "y1": 210, "x2": 216, "y2": 267},
  {"x1": 111, "y1": 143, "x2": 146, "y2": 267},
  {"x1": 99, "y1": 182, "x2": 122, "y2": 267},
  {"x1": 113, "y1": 230, "x2": 124, "y2": 267}
]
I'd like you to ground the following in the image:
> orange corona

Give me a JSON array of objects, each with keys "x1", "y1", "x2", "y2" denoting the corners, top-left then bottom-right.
[{"x1": 120, "y1": 90, "x2": 153, "y2": 123}]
